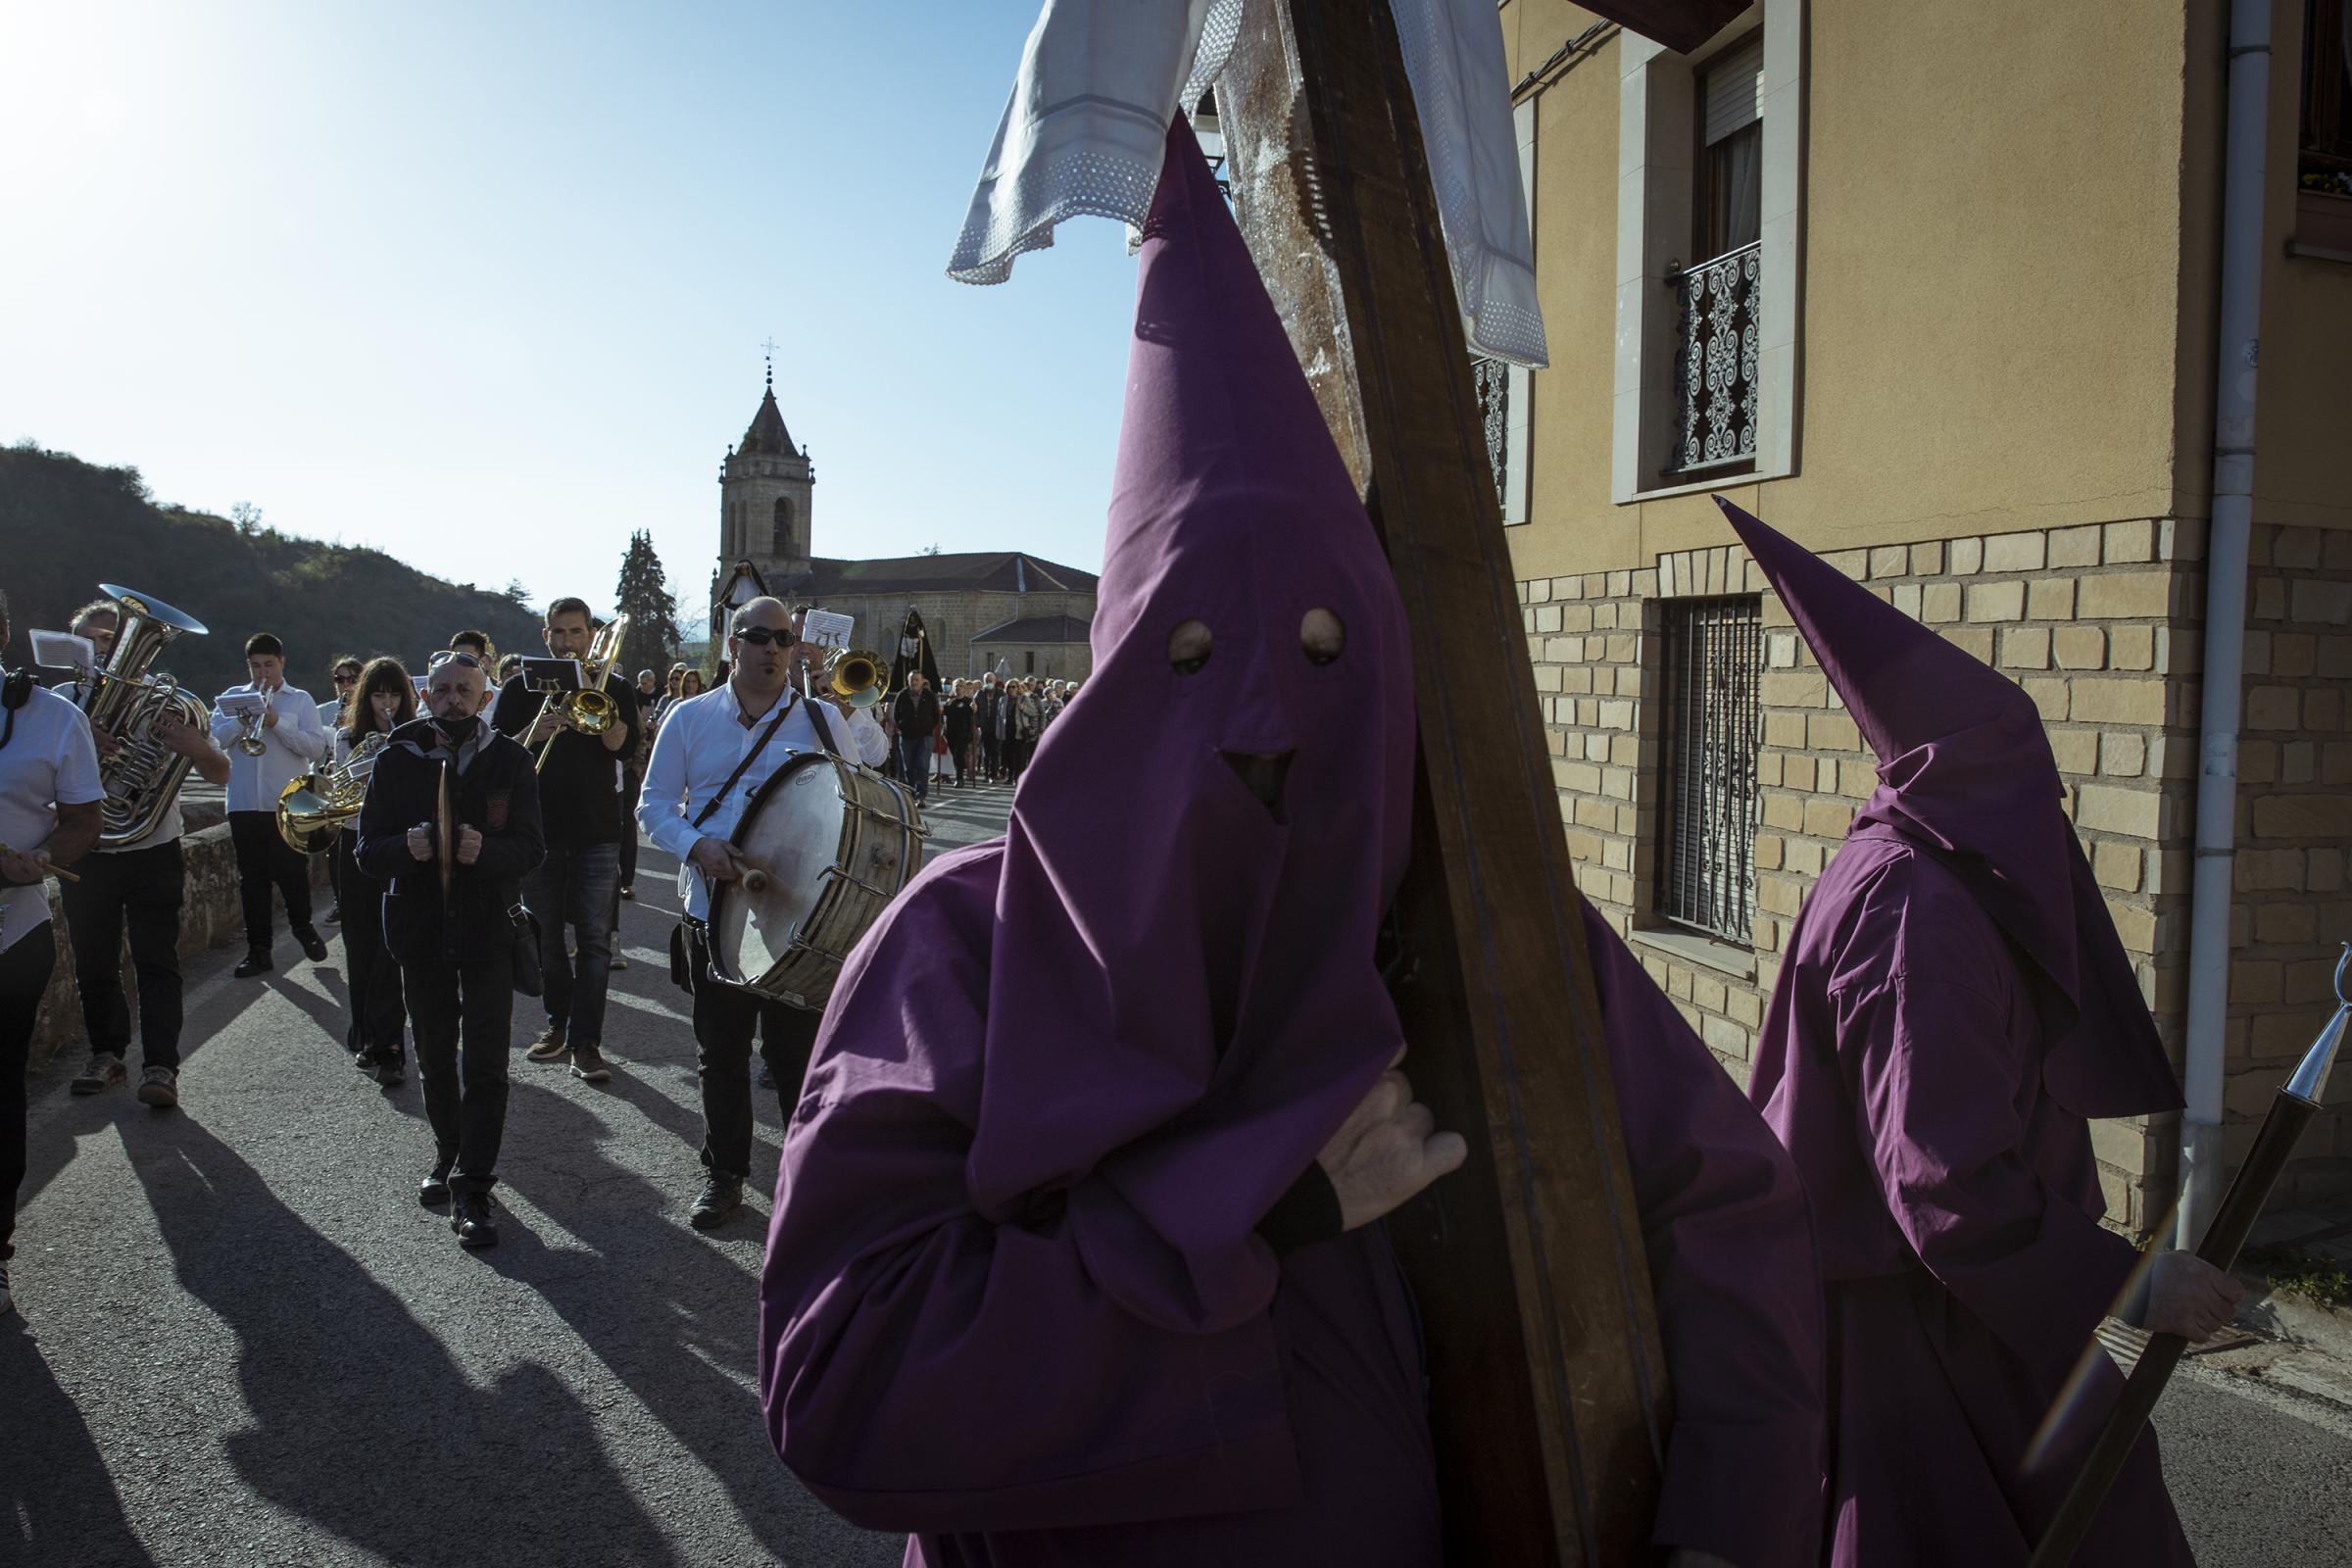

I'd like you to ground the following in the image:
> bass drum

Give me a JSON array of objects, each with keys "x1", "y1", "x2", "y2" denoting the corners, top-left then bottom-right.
[{"x1": 706, "y1": 754, "x2": 927, "y2": 1010}]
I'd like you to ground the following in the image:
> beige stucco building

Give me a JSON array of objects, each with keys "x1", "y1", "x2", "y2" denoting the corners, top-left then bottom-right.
[
  {"x1": 1492, "y1": 0, "x2": 2352, "y2": 1233},
  {"x1": 709, "y1": 374, "x2": 1097, "y2": 680}
]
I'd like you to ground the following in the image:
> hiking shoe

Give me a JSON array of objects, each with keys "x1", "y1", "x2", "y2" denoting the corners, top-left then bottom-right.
[
  {"x1": 569, "y1": 1045, "x2": 612, "y2": 1084},
  {"x1": 453, "y1": 1193, "x2": 500, "y2": 1249},
  {"x1": 234, "y1": 950, "x2": 272, "y2": 978},
  {"x1": 525, "y1": 1025, "x2": 567, "y2": 1063},
  {"x1": 135, "y1": 1065, "x2": 179, "y2": 1109},
  {"x1": 293, "y1": 925, "x2": 329, "y2": 962},
  {"x1": 689, "y1": 1174, "x2": 744, "y2": 1231},
  {"x1": 70, "y1": 1053, "x2": 127, "y2": 1096}
]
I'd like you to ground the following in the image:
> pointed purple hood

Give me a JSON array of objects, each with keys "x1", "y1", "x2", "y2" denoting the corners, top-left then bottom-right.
[
  {"x1": 959, "y1": 117, "x2": 1417, "y2": 1333},
  {"x1": 1717, "y1": 496, "x2": 2178, "y2": 1118}
]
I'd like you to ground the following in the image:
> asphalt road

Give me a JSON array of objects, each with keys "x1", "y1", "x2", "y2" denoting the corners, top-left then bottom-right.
[
  {"x1": 2, "y1": 780, "x2": 1011, "y2": 1568},
  {"x1": 8, "y1": 772, "x2": 2351, "y2": 1566}
]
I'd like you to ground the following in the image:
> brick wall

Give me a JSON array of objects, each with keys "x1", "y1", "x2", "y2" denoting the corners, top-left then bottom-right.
[{"x1": 1519, "y1": 518, "x2": 2352, "y2": 1232}]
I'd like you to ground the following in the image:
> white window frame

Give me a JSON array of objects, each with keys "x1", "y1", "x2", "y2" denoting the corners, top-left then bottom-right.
[{"x1": 1612, "y1": 1, "x2": 1803, "y2": 504}]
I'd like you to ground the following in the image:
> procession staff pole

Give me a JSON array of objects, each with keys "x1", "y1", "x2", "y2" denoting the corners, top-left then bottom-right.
[
  {"x1": 1215, "y1": 1, "x2": 1740, "y2": 1557},
  {"x1": 2030, "y1": 945, "x2": 2351, "y2": 1568}
]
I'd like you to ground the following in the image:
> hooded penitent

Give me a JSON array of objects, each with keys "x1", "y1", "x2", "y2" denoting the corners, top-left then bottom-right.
[
  {"x1": 1724, "y1": 497, "x2": 2191, "y2": 1567},
  {"x1": 1719, "y1": 496, "x2": 2178, "y2": 1119},
  {"x1": 757, "y1": 116, "x2": 1434, "y2": 1563}
]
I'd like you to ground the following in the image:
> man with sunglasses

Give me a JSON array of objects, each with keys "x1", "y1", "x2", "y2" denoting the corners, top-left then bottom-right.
[
  {"x1": 636, "y1": 597, "x2": 886, "y2": 1232},
  {"x1": 356, "y1": 647, "x2": 543, "y2": 1249}
]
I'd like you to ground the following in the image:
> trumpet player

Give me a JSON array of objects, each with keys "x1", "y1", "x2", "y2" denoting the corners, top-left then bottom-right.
[
  {"x1": 58, "y1": 599, "x2": 229, "y2": 1108},
  {"x1": 210, "y1": 633, "x2": 328, "y2": 978},
  {"x1": 489, "y1": 597, "x2": 638, "y2": 1084}
]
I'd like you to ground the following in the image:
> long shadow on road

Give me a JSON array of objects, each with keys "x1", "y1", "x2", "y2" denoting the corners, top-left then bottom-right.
[
  {"x1": 489, "y1": 1078, "x2": 845, "y2": 1562},
  {"x1": 123, "y1": 1112, "x2": 684, "y2": 1567},
  {"x1": 0, "y1": 1331, "x2": 152, "y2": 1568}
]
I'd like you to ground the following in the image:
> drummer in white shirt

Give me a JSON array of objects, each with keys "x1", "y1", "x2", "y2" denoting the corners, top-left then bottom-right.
[
  {"x1": 636, "y1": 596, "x2": 885, "y2": 1233},
  {"x1": 209, "y1": 631, "x2": 328, "y2": 977}
]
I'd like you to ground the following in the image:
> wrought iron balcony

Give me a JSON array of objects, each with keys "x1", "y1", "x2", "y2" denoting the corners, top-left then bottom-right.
[
  {"x1": 1667, "y1": 241, "x2": 1761, "y2": 475},
  {"x1": 1472, "y1": 356, "x2": 1508, "y2": 511}
]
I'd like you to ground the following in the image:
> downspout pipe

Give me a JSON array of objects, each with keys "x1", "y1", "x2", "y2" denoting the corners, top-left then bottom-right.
[{"x1": 2177, "y1": 0, "x2": 2269, "y2": 1250}]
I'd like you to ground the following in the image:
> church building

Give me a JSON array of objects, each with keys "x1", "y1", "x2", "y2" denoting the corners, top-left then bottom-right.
[{"x1": 710, "y1": 369, "x2": 1098, "y2": 681}]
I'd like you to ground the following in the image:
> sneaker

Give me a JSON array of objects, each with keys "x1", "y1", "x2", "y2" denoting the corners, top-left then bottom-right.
[
  {"x1": 234, "y1": 949, "x2": 272, "y2": 978},
  {"x1": 452, "y1": 1193, "x2": 500, "y2": 1249},
  {"x1": 525, "y1": 1024, "x2": 567, "y2": 1063},
  {"x1": 608, "y1": 950, "x2": 628, "y2": 972},
  {"x1": 689, "y1": 1174, "x2": 744, "y2": 1231},
  {"x1": 135, "y1": 1065, "x2": 179, "y2": 1108},
  {"x1": 569, "y1": 1045, "x2": 612, "y2": 1084},
  {"x1": 70, "y1": 1053, "x2": 127, "y2": 1096},
  {"x1": 293, "y1": 925, "x2": 329, "y2": 962}
]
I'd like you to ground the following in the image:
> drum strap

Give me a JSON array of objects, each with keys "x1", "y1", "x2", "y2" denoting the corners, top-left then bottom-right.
[
  {"x1": 802, "y1": 693, "x2": 844, "y2": 760},
  {"x1": 691, "y1": 704, "x2": 794, "y2": 830}
]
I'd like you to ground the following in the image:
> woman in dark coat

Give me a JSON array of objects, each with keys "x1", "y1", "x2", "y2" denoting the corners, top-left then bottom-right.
[
  {"x1": 942, "y1": 681, "x2": 975, "y2": 789},
  {"x1": 337, "y1": 656, "x2": 416, "y2": 1083}
]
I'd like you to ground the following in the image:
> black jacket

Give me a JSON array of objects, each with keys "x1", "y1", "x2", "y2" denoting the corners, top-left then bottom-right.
[
  {"x1": 356, "y1": 718, "x2": 546, "y2": 965},
  {"x1": 892, "y1": 686, "x2": 941, "y2": 739},
  {"x1": 942, "y1": 696, "x2": 974, "y2": 748}
]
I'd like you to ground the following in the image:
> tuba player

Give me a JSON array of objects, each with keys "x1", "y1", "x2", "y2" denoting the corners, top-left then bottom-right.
[{"x1": 58, "y1": 599, "x2": 229, "y2": 1108}]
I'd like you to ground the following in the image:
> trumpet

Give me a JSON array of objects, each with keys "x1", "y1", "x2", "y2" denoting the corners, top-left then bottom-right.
[
  {"x1": 535, "y1": 613, "x2": 630, "y2": 773},
  {"x1": 824, "y1": 648, "x2": 891, "y2": 710},
  {"x1": 234, "y1": 686, "x2": 273, "y2": 756}
]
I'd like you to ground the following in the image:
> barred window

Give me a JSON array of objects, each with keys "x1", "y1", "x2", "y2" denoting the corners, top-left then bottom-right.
[{"x1": 1654, "y1": 596, "x2": 1763, "y2": 943}]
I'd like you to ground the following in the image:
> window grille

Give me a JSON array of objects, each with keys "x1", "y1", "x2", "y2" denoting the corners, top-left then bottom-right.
[
  {"x1": 772, "y1": 497, "x2": 796, "y2": 558},
  {"x1": 1655, "y1": 596, "x2": 1763, "y2": 943},
  {"x1": 1472, "y1": 356, "x2": 1509, "y2": 510}
]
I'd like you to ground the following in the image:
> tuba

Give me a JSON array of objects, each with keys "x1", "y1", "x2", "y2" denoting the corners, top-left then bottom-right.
[
  {"x1": 535, "y1": 612, "x2": 630, "y2": 772},
  {"x1": 276, "y1": 732, "x2": 386, "y2": 855},
  {"x1": 77, "y1": 584, "x2": 212, "y2": 849}
]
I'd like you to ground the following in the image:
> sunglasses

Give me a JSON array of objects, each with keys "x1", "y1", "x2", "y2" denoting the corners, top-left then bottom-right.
[
  {"x1": 428, "y1": 650, "x2": 485, "y2": 670},
  {"x1": 731, "y1": 625, "x2": 795, "y2": 647}
]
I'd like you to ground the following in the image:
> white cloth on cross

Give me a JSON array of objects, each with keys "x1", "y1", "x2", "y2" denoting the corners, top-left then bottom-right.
[{"x1": 945, "y1": 0, "x2": 1547, "y2": 369}]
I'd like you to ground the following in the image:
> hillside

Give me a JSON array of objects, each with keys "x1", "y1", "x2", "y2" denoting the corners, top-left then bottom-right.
[{"x1": 0, "y1": 444, "x2": 546, "y2": 701}]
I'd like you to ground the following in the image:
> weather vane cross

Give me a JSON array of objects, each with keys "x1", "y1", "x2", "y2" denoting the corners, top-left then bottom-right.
[{"x1": 760, "y1": 335, "x2": 779, "y2": 388}]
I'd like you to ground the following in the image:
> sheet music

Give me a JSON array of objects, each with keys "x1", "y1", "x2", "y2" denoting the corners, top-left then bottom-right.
[
  {"x1": 802, "y1": 610, "x2": 855, "y2": 651},
  {"x1": 28, "y1": 629, "x2": 96, "y2": 674}
]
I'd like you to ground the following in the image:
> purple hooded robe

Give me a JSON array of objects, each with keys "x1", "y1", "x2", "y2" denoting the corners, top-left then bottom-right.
[
  {"x1": 754, "y1": 122, "x2": 1823, "y2": 1568},
  {"x1": 1722, "y1": 498, "x2": 2192, "y2": 1567}
]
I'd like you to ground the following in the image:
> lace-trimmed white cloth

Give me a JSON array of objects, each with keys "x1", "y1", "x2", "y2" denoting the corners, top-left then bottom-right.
[{"x1": 946, "y1": 0, "x2": 1547, "y2": 369}]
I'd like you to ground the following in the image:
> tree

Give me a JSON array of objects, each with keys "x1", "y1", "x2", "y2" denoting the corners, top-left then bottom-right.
[
  {"x1": 612, "y1": 529, "x2": 683, "y2": 681},
  {"x1": 230, "y1": 501, "x2": 264, "y2": 536}
]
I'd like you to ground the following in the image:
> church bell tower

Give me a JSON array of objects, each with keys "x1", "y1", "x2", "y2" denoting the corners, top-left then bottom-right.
[{"x1": 719, "y1": 352, "x2": 814, "y2": 590}]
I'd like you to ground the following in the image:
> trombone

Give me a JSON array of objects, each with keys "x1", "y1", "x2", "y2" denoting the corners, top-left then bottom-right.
[{"x1": 535, "y1": 613, "x2": 631, "y2": 773}]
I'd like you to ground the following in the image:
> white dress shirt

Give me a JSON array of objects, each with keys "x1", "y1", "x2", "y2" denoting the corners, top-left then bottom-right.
[
  {"x1": 637, "y1": 683, "x2": 888, "y2": 920},
  {"x1": 0, "y1": 684, "x2": 105, "y2": 952},
  {"x1": 209, "y1": 683, "x2": 328, "y2": 812}
]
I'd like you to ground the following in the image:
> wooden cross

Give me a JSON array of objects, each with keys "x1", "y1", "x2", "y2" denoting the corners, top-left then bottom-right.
[{"x1": 1220, "y1": 1, "x2": 1741, "y2": 1561}]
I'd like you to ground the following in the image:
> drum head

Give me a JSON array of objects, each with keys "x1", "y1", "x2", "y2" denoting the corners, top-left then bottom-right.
[{"x1": 709, "y1": 755, "x2": 850, "y2": 987}]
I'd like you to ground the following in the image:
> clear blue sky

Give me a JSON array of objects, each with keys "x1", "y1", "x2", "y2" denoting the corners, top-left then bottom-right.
[{"x1": 0, "y1": 1, "x2": 1138, "y2": 630}]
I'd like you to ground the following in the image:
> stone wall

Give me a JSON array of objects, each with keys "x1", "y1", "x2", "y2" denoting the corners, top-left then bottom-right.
[
  {"x1": 1520, "y1": 517, "x2": 2352, "y2": 1233},
  {"x1": 818, "y1": 590, "x2": 1096, "y2": 680}
]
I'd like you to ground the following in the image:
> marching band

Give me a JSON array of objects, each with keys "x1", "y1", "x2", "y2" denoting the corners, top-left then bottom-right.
[{"x1": 1, "y1": 581, "x2": 929, "y2": 1264}]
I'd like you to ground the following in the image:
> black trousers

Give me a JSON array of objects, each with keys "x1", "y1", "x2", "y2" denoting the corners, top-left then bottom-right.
[
  {"x1": 979, "y1": 730, "x2": 1001, "y2": 778},
  {"x1": 336, "y1": 833, "x2": 406, "y2": 1057},
  {"x1": 60, "y1": 839, "x2": 184, "y2": 1070},
  {"x1": 228, "y1": 809, "x2": 312, "y2": 949},
  {"x1": 403, "y1": 955, "x2": 514, "y2": 1192},
  {"x1": 1, "y1": 928, "x2": 58, "y2": 1261},
  {"x1": 684, "y1": 926, "x2": 820, "y2": 1180}
]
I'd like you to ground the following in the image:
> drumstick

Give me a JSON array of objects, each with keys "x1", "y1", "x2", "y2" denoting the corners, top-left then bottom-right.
[{"x1": 0, "y1": 845, "x2": 77, "y2": 884}]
